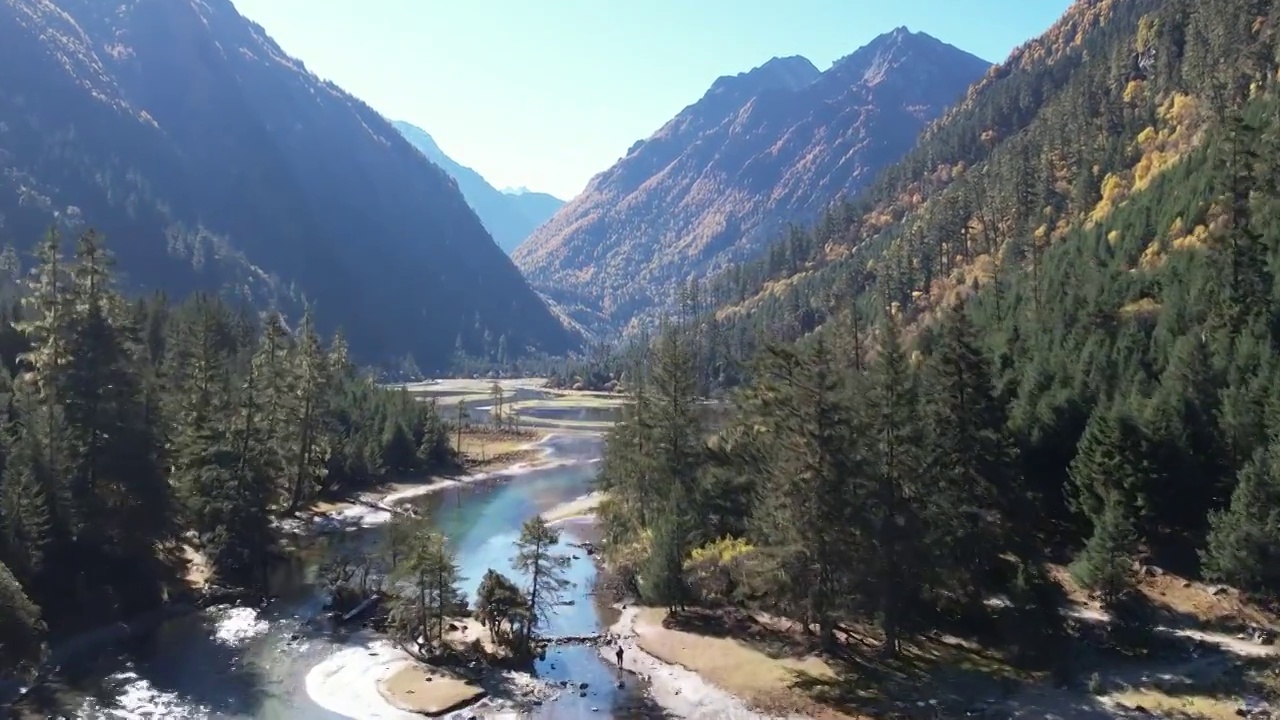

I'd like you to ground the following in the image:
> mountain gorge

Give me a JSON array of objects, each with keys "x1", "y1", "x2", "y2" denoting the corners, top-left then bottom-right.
[
  {"x1": 392, "y1": 121, "x2": 564, "y2": 254},
  {"x1": 0, "y1": 0, "x2": 576, "y2": 368},
  {"x1": 513, "y1": 28, "x2": 991, "y2": 335}
]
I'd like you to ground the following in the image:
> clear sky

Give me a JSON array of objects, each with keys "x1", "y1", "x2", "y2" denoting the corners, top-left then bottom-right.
[{"x1": 229, "y1": 0, "x2": 1073, "y2": 200}]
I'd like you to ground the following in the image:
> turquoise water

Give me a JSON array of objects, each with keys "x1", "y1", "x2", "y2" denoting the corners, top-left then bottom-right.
[{"x1": 58, "y1": 411, "x2": 669, "y2": 719}]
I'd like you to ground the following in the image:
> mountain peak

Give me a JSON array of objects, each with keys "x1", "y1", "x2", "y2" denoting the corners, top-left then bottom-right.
[
  {"x1": 515, "y1": 30, "x2": 990, "y2": 335},
  {"x1": 829, "y1": 27, "x2": 990, "y2": 91},
  {"x1": 707, "y1": 55, "x2": 820, "y2": 97}
]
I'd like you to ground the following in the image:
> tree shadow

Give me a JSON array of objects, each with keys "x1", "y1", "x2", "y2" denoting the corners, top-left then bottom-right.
[
  {"x1": 10, "y1": 606, "x2": 275, "y2": 720},
  {"x1": 663, "y1": 606, "x2": 819, "y2": 660},
  {"x1": 782, "y1": 590, "x2": 1278, "y2": 720}
]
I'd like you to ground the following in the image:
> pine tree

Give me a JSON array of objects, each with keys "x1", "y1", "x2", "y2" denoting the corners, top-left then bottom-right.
[
  {"x1": 0, "y1": 389, "x2": 53, "y2": 588},
  {"x1": 0, "y1": 559, "x2": 45, "y2": 679},
  {"x1": 254, "y1": 312, "x2": 295, "y2": 493},
  {"x1": 745, "y1": 338, "x2": 866, "y2": 649},
  {"x1": 920, "y1": 309, "x2": 1026, "y2": 601},
  {"x1": 1201, "y1": 444, "x2": 1280, "y2": 594},
  {"x1": 388, "y1": 520, "x2": 464, "y2": 657},
  {"x1": 58, "y1": 231, "x2": 171, "y2": 592},
  {"x1": 15, "y1": 227, "x2": 74, "y2": 552},
  {"x1": 642, "y1": 509, "x2": 691, "y2": 611},
  {"x1": 512, "y1": 516, "x2": 571, "y2": 651},
  {"x1": 1071, "y1": 489, "x2": 1138, "y2": 604},
  {"x1": 867, "y1": 319, "x2": 927, "y2": 657},
  {"x1": 475, "y1": 568, "x2": 527, "y2": 647},
  {"x1": 210, "y1": 354, "x2": 276, "y2": 589},
  {"x1": 167, "y1": 297, "x2": 236, "y2": 532},
  {"x1": 621, "y1": 323, "x2": 708, "y2": 600},
  {"x1": 287, "y1": 310, "x2": 331, "y2": 511},
  {"x1": 1067, "y1": 406, "x2": 1155, "y2": 542}
]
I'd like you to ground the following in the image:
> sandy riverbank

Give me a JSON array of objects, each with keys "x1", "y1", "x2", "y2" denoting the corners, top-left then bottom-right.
[
  {"x1": 541, "y1": 492, "x2": 807, "y2": 720},
  {"x1": 541, "y1": 491, "x2": 604, "y2": 525},
  {"x1": 600, "y1": 606, "x2": 804, "y2": 720},
  {"x1": 295, "y1": 433, "x2": 564, "y2": 532}
]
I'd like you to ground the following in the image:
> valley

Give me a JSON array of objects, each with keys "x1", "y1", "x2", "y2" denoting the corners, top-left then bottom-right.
[{"x1": 5, "y1": 0, "x2": 1280, "y2": 719}]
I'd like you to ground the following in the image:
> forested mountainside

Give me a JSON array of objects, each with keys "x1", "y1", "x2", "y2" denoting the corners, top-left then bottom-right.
[
  {"x1": 513, "y1": 28, "x2": 990, "y2": 336},
  {"x1": 687, "y1": 0, "x2": 1265, "y2": 384},
  {"x1": 0, "y1": 0, "x2": 576, "y2": 369},
  {"x1": 392, "y1": 121, "x2": 565, "y2": 254},
  {"x1": 0, "y1": 229, "x2": 455, "y2": 686},
  {"x1": 589, "y1": 1, "x2": 1280, "y2": 711}
]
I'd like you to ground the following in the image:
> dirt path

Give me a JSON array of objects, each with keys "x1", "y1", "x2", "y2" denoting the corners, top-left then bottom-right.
[
  {"x1": 989, "y1": 605, "x2": 1280, "y2": 719},
  {"x1": 600, "y1": 606, "x2": 808, "y2": 720}
]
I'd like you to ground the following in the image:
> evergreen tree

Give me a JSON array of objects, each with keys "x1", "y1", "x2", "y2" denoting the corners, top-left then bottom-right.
[
  {"x1": 920, "y1": 309, "x2": 1027, "y2": 601},
  {"x1": 512, "y1": 516, "x2": 571, "y2": 651},
  {"x1": 475, "y1": 568, "x2": 527, "y2": 647},
  {"x1": 1202, "y1": 444, "x2": 1280, "y2": 594},
  {"x1": 866, "y1": 319, "x2": 926, "y2": 657},
  {"x1": 287, "y1": 310, "x2": 331, "y2": 511},
  {"x1": 0, "y1": 389, "x2": 52, "y2": 588},
  {"x1": 388, "y1": 519, "x2": 465, "y2": 657},
  {"x1": 641, "y1": 509, "x2": 691, "y2": 611},
  {"x1": 745, "y1": 338, "x2": 865, "y2": 649},
  {"x1": 58, "y1": 230, "x2": 171, "y2": 604},
  {"x1": 0, "y1": 559, "x2": 45, "y2": 680},
  {"x1": 1067, "y1": 406, "x2": 1155, "y2": 543},
  {"x1": 1071, "y1": 490, "x2": 1138, "y2": 604}
]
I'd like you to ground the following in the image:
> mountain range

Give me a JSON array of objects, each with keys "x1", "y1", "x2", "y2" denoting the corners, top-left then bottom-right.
[
  {"x1": 513, "y1": 27, "x2": 991, "y2": 336},
  {"x1": 391, "y1": 121, "x2": 564, "y2": 254},
  {"x1": 0, "y1": 0, "x2": 575, "y2": 368}
]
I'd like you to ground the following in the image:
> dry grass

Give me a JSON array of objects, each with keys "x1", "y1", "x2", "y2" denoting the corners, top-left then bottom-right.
[
  {"x1": 633, "y1": 607, "x2": 851, "y2": 718},
  {"x1": 1140, "y1": 572, "x2": 1276, "y2": 631},
  {"x1": 443, "y1": 616, "x2": 504, "y2": 658},
  {"x1": 538, "y1": 387, "x2": 628, "y2": 401},
  {"x1": 542, "y1": 492, "x2": 604, "y2": 525},
  {"x1": 378, "y1": 664, "x2": 485, "y2": 716},
  {"x1": 625, "y1": 560, "x2": 1280, "y2": 720},
  {"x1": 1108, "y1": 688, "x2": 1243, "y2": 719},
  {"x1": 451, "y1": 428, "x2": 540, "y2": 469},
  {"x1": 181, "y1": 544, "x2": 210, "y2": 589},
  {"x1": 507, "y1": 395, "x2": 629, "y2": 410},
  {"x1": 632, "y1": 607, "x2": 1031, "y2": 719}
]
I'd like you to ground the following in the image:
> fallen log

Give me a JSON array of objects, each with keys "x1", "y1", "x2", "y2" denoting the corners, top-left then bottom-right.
[{"x1": 351, "y1": 497, "x2": 420, "y2": 518}]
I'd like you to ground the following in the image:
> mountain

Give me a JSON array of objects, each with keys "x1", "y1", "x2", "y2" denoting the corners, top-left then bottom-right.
[
  {"x1": 503, "y1": 188, "x2": 565, "y2": 230},
  {"x1": 592, "y1": 6, "x2": 1280, "y2": 717},
  {"x1": 691, "y1": 0, "x2": 1267, "y2": 392},
  {"x1": 391, "y1": 121, "x2": 564, "y2": 253},
  {"x1": 512, "y1": 29, "x2": 991, "y2": 335},
  {"x1": 0, "y1": 0, "x2": 576, "y2": 368}
]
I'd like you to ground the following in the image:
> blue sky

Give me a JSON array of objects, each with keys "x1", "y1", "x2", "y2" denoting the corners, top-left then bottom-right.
[{"x1": 230, "y1": 0, "x2": 1072, "y2": 200}]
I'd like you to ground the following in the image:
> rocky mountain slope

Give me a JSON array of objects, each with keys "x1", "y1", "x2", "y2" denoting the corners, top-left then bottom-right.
[
  {"x1": 0, "y1": 0, "x2": 576, "y2": 368},
  {"x1": 512, "y1": 28, "x2": 990, "y2": 335},
  {"x1": 392, "y1": 121, "x2": 564, "y2": 254}
]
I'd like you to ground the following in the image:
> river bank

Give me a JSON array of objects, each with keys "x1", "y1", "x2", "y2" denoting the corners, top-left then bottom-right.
[
  {"x1": 540, "y1": 498, "x2": 1280, "y2": 720},
  {"x1": 22, "y1": 387, "x2": 679, "y2": 720},
  {"x1": 299, "y1": 432, "x2": 651, "y2": 720},
  {"x1": 539, "y1": 492, "x2": 807, "y2": 720}
]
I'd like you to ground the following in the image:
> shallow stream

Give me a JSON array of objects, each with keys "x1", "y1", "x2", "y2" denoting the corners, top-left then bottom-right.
[{"x1": 61, "y1": 395, "x2": 662, "y2": 720}]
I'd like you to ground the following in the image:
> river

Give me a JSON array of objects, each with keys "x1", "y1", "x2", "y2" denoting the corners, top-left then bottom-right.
[{"x1": 52, "y1": 390, "x2": 665, "y2": 720}]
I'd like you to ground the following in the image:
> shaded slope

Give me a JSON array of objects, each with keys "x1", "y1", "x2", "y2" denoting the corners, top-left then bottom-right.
[
  {"x1": 392, "y1": 121, "x2": 564, "y2": 254},
  {"x1": 0, "y1": 0, "x2": 575, "y2": 367}
]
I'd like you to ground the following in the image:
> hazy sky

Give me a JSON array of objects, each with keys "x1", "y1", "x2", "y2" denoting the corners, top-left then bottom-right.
[{"x1": 230, "y1": 0, "x2": 1072, "y2": 200}]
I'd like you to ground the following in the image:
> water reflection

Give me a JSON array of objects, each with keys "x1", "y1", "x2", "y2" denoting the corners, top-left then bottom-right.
[{"x1": 56, "y1": 396, "x2": 674, "y2": 720}]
